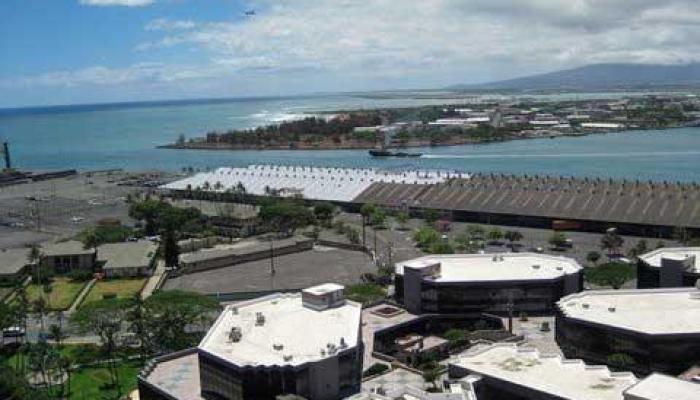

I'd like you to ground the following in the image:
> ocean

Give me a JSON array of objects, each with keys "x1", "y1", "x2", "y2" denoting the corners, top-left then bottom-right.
[{"x1": 1, "y1": 93, "x2": 699, "y2": 182}]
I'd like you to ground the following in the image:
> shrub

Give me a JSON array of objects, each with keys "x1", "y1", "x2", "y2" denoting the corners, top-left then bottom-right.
[
  {"x1": 363, "y1": 363, "x2": 389, "y2": 378},
  {"x1": 68, "y1": 269, "x2": 94, "y2": 282}
]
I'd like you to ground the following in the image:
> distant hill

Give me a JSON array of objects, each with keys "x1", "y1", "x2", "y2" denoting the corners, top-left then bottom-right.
[{"x1": 453, "y1": 63, "x2": 700, "y2": 91}]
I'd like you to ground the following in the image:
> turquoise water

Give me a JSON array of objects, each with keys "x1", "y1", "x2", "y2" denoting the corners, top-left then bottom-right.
[{"x1": 1, "y1": 94, "x2": 699, "y2": 181}]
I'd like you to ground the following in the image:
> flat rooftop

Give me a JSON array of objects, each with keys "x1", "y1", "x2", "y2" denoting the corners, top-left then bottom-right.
[
  {"x1": 451, "y1": 344, "x2": 637, "y2": 400},
  {"x1": 638, "y1": 247, "x2": 700, "y2": 273},
  {"x1": 623, "y1": 373, "x2": 700, "y2": 400},
  {"x1": 98, "y1": 240, "x2": 157, "y2": 270},
  {"x1": 396, "y1": 253, "x2": 582, "y2": 282},
  {"x1": 0, "y1": 247, "x2": 29, "y2": 275},
  {"x1": 198, "y1": 291, "x2": 362, "y2": 367},
  {"x1": 557, "y1": 288, "x2": 700, "y2": 335}
]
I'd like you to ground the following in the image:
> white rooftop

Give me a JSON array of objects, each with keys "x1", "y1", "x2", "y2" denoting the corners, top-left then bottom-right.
[
  {"x1": 395, "y1": 253, "x2": 582, "y2": 282},
  {"x1": 198, "y1": 290, "x2": 362, "y2": 367},
  {"x1": 623, "y1": 373, "x2": 700, "y2": 400},
  {"x1": 557, "y1": 287, "x2": 700, "y2": 335},
  {"x1": 303, "y1": 282, "x2": 345, "y2": 296},
  {"x1": 638, "y1": 247, "x2": 700, "y2": 273},
  {"x1": 451, "y1": 344, "x2": 638, "y2": 400},
  {"x1": 161, "y1": 165, "x2": 452, "y2": 202}
]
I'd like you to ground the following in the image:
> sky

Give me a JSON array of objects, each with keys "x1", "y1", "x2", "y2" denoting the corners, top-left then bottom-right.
[{"x1": 2, "y1": 0, "x2": 700, "y2": 108}]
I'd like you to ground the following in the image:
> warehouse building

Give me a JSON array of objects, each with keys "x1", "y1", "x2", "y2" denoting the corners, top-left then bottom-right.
[
  {"x1": 636, "y1": 247, "x2": 700, "y2": 288},
  {"x1": 139, "y1": 283, "x2": 364, "y2": 400},
  {"x1": 555, "y1": 285, "x2": 700, "y2": 375},
  {"x1": 395, "y1": 253, "x2": 583, "y2": 315}
]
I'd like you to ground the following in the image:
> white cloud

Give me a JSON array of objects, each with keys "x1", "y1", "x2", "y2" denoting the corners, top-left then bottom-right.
[
  {"x1": 12, "y1": 0, "x2": 700, "y2": 98},
  {"x1": 145, "y1": 18, "x2": 197, "y2": 31},
  {"x1": 79, "y1": 0, "x2": 154, "y2": 7}
]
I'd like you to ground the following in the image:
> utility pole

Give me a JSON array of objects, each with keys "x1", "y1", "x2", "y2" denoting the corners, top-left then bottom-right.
[{"x1": 270, "y1": 238, "x2": 275, "y2": 290}]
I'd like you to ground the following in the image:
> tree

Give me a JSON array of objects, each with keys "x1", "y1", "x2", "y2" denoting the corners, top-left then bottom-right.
[
  {"x1": 370, "y1": 207, "x2": 387, "y2": 228},
  {"x1": 428, "y1": 240, "x2": 454, "y2": 254},
  {"x1": 313, "y1": 202, "x2": 335, "y2": 226},
  {"x1": 504, "y1": 230, "x2": 523, "y2": 249},
  {"x1": 0, "y1": 302, "x2": 14, "y2": 346},
  {"x1": 443, "y1": 328, "x2": 466, "y2": 344},
  {"x1": 627, "y1": 239, "x2": 648, "y2": 258},
  {"x1": 259, "y1": 200, "x2": 313, "y2": 235},
  {"x1": 466, "y1": 224, "x2": 485, "y2": 239},
  {"x1": 414, "y1": 226, "x2": 440, "y2": 249},
  {"x1": 487, "y1": 228, "x2": 504, "y2": 244},
  {"x1": 32, "y1": 297, "x2": 48, "y2": 335},
  {"x1": 71, "y1": 298, "x2": 132, "y2": 394},
  {"x1": 48, "y1": 324, "x2": 64, "y2": 348},
  {"x1": 672, "y1": 227, "x2": 691, "y2": 244},
  {"x1": 162, "y1": 228, "x2": 179, "y2": 269},
  {"x1": 549, "y1": 232, "x2": 568, "y2": 248},
  {"x1": 396, "y1": 212, "x2": 409, "y2": 230},
  {"x1": 423, "y1": 209, "x2": 440, "y2": 224},
  {"x1": 360, "y1": 203, "x2": 377, "y2": 245},
  {"x1": 584, "y1": 262, "x2": 636, "y2": 289},
  {"x1": 586, "y1": 251, "x2": 602, "y2": 265},
  {"x1": 127, "y1": 294, "x2": 148, "y2": 359},
  {"x1": 27, "y1": 244, "x2": 44, "y2": 285},
  {"x1": 422, "y1": 367, "x2": 441, "y2": 390},
  {"x1": 81, "y1": 230, "x2": 99, "y2": 266},
  {"x1": 600, "y1": 231, "x2": 624, "y2": 257},
  {"x1": 143, "y1": 290, "x2": 221, "y2": 353}
]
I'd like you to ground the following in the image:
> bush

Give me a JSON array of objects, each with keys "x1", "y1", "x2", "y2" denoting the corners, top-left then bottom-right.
[
  {"x1": 102, "y1": 292, "x2": 117, "y2": 300},
  {"x1": 345, "y1": 283, "x2": 386, "y2": 304},
  {"x1": 584, "y1": 262, "x2": 636, "y2": 289},
  {"x1": 363, "y1": 363, "x2": 389, "y2": 378},
  {"x1": 68, "y1": 269, "x2": 94, "y2": 282}
]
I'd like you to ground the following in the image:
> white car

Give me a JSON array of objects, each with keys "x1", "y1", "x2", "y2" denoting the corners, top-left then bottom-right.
[{"x1": 70, "y1": 216, "x2": 85, "y2": 223}]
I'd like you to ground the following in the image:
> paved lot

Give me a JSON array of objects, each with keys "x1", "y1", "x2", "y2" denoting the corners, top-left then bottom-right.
[
  {"x1": 164, "y1": 245, "x2": 376, "y2": 294},
  {"x1": 0, "y1": 170, "x2": 177, "y2": 246},
  {"x1": 337, "y1": 212, "x2": 682, "y2": 268}
]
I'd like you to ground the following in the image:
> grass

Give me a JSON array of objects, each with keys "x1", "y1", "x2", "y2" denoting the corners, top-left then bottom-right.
[
  {"x1": 4, "y1": 344, "x2": 142, "y2": 400},
  {"x1": 82, "y1": 278, "x2": 146, "y2": 306},
  {"x1": 26, "y1": 278, "x2": 88, "y2": 310},
  {"x1": 345, "y1": 282, "x2": 387, "y2": 305}
]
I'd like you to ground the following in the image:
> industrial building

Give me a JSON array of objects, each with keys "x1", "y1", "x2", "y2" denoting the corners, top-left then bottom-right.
[
  {"x1": 555, "y1": 285, "x2": 700, "y2": 375},
  {"x1": 162, "y1": 166, "x2": 700, "y2": 237},
  {"x1": 139, "y1": 283, "x2": 364, "y2": 400},
  {"x1": 636, "y1": 247, "x2": 700, "y2": 288},
  {"x1": 395, "y1": 253, "x2": 583, "y2": 315}
]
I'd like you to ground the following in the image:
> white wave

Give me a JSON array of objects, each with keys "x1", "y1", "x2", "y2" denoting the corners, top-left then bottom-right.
[{"x1": 420, "y1": 150, "x2": 700, "y2": 159}]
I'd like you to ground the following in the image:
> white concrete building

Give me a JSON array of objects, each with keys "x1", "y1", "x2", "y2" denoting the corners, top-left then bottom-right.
[
  {"x1": 395, "y1": 253, "x2": 583, "y2": 315},
  {"x1": 637, "y1": 247, "x2": 700, "y2": 288},
  {"x1": 556, "y1": 286, "x2": 700, "y2": 374}
]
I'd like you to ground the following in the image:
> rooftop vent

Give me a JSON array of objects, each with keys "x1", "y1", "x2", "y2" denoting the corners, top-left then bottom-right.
[
  {"x1": 582, "y1": 303, "x2": 590, "y2": 309},
  {"x1": 231, "y1": 307, "x2": 238, "y2": 315},
  {"x1": 255, "y1": 312, "x2": 265, "y2": 326},
  {"x1": 608, "y1": 307, "x2": 616, "y2": 312},
  {"x1": 273, "y1": 343, "x2": 284, "y2": 351},
  {"x1": 283, "y1": 355, "x2": 293, "y2": 362},
  {"x1": 556, "y1": 266, "x2": 563, "y2": 271},
  {"x1": 229, "y1": 327, "x2": 242, "y2": 342},
  {"x1": 339, "y1": 337, "x2": 347, "y2": 349},
  {"x1": 532, "y1": 264, "x2": 541, "y2": 270}
]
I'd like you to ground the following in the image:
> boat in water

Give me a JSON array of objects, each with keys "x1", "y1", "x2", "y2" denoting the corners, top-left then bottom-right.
[{"x1": 369, "y1": 149, "x2": 422, "y2": 158}]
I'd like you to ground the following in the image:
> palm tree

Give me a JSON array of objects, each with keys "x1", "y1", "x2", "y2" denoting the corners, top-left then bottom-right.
[
  {"x1": 49, "y1": 324, "x2": 63, "y2": 348},
  {"x1": 27, "y1": 244, "x2": 43, "y2": 285},
  {"x1": 82, "y1": 230, "x2": 100, "y2": 269},
  {"x1": 422, "y1": 367, "x2": 441, "y2": 390},
  {"x1": 33, "y1": 297, "x2": 48, "y2": 335}
]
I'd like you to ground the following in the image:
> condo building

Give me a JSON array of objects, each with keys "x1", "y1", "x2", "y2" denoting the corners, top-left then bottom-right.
[
  {"x1": 636, "y1": 247, "x2": 700, "y2": 288},
  {"x1": 395, "y1": 253, "x2": 583, "y2": 315},
  {"x1": 555, "y1": 284, "x2": 700, "y2": 375},
  {"x1": 139, "y1": 283, "x2": 363, "y2": 400}
]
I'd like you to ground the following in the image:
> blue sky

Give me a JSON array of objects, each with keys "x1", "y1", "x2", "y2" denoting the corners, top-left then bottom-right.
[{"x1": 2, "y1": 0, "x2": 700, "y2": 108}]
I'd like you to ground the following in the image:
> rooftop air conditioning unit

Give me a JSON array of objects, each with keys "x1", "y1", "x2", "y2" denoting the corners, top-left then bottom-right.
[
  {"x1": 229, "y1": 327, "x2": 242, "y2": 342},
  {"x1": 255, "y1": 312, "x2": 265, "y2": 326},
  {"x1": 608, "y1": 307, "x2": 616, "y2": 312},
  {"x1": 273, "y1": 343, "x2": 284, "y2": 351}
]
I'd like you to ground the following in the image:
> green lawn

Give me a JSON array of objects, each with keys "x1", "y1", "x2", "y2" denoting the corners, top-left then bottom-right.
[
  {"x1": 26, "y1": 278, "x2": 87, "y2": 310},
  {"x1": 67, "y1": 360, "x2": 141, "y2": 400},
  {"x1": 4, "y1": 344, "x2": 142, "y2": 400},
  {"x1": 82, "y1": 278, "x2": 146, "y2": 306}
]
